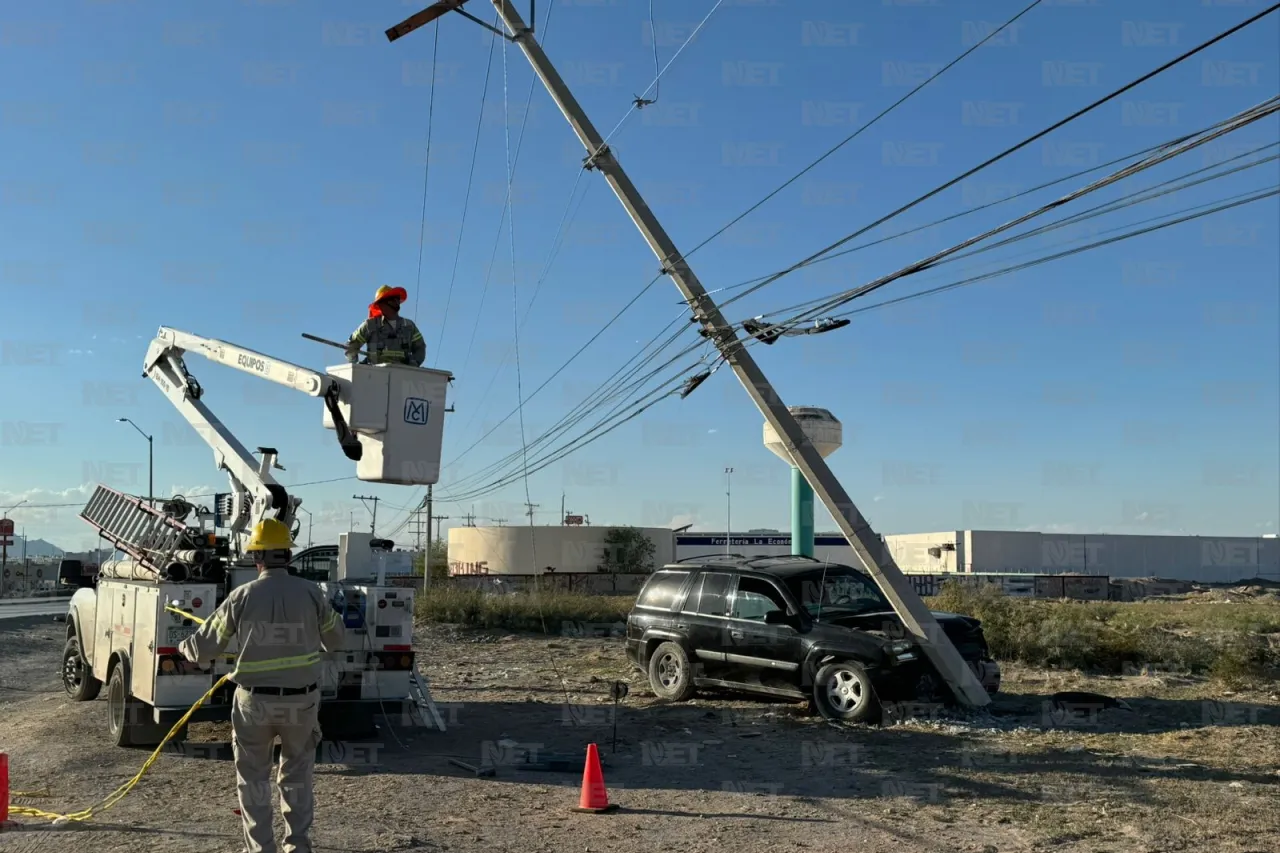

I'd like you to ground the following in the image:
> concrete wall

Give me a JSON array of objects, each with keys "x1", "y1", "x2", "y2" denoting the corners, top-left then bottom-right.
[
  {"x1": 964, "y1": 531, "x2": 1280, "y2": 582},
  {"x1": 447, "y1": 526, "x2": 675, "y2": 576},
  {"x1": 883, "y1": 532, "x2": 962, "y2": 573}
]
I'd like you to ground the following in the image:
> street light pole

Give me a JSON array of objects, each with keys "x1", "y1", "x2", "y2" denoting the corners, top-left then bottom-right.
[
  {"x1": 298, "y1": 506, "x2": 313, "y2": 548},
  {"x1": 724, "y1": 467, "x2": 734, "y2": 549},
  {"x1": 117, "y1": 418, "x2": 154, "y2": 507}
]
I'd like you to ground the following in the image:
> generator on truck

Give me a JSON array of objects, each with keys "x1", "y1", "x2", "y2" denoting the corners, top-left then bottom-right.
[{"x1": 59, "y1": 327, "x2": 451, "y2": 747}]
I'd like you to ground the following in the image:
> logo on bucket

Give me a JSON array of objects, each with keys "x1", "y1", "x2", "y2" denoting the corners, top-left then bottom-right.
[{"x1": 404, "y1": 397, "x2": 430, "y2": 426}]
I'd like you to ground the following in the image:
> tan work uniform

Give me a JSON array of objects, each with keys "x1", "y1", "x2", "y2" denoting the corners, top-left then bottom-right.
[
  {"x1": 345, "y1": 316, "x2": 426, "y2": 367},
  {"x1": 180, "y1": 570, "x2": 345, "y2": 853}
]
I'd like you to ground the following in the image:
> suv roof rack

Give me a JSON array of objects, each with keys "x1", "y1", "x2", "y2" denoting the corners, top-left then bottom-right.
[{"x1": 672, "y1": 553, "x2": 747, "y2": 564}]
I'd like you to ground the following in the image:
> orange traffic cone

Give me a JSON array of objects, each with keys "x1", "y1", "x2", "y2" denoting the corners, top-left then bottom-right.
[{"x1": 572, "y1": 743, "x2": 618, "y2": 814}]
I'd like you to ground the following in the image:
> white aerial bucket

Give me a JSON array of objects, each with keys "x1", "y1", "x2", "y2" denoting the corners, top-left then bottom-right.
[{"x1": 322, "y1": 362, "x2": 452, "y2": 485}]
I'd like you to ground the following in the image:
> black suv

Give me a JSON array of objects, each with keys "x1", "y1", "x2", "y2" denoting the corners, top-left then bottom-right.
[{"x1": 624, "y1": 556, "x2": 1001, "y2": 723}]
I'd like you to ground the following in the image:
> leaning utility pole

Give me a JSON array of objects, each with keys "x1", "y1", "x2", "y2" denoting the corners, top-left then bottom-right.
[{"x1": 384, "y1": 0, "x2": 989, "y2": 708}]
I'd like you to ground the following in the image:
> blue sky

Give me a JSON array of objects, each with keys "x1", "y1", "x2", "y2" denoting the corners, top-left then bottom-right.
[{"x1": 1, "y1": 0, "x2": 1277, "y2": 552}]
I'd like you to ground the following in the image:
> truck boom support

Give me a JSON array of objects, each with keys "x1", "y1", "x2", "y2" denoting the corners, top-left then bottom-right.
[{"x1": 142, "y1": 327, "x2": 361, "y2": 555}]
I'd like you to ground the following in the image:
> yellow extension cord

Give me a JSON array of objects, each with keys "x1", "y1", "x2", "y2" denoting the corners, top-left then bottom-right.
[{"x1": 10, "y1": 606, "x2": 231, "y2": 825}]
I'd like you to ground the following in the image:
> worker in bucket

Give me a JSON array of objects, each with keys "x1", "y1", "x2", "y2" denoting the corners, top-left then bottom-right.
[
  {"x1": 344, "y1": 285, "x2": 426, "y2": 367},
  {"x1": 178, "y1": 517, "x2": 345, "y2": 853}
]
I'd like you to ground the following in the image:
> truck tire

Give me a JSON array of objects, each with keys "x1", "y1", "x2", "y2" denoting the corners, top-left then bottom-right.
[
  {"x1": 813, "y1": 660, "x2": 881, "y2": 725},
  {"x1": 646, "y1": 641, "x2": 696, "y2": 702},
  {"x1": 62, "y1": 637, "x2": 102, "y2": 702},
  {"x1": 106, "y1": 661, "x2": 167, "y2": 748}
]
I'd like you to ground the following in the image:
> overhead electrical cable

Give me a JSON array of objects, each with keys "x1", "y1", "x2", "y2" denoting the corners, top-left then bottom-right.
[
  {"x1": 434, "y1": 20, "x2": 499, "y2": 361},
  {"x1": 439, "y1": 364, "x2": 702, "y2": 502},
  {"x1": 601, "y1": 0, "x2": 728, "y2": 147},
  {"x1": 428, "y1": 0, "x2": 1162, "y2": 442},
  {"x1": 704, "y1": 111, "x2": 1278, "y2": 302},
  {"x1": 714, "y1": 3, "x2": 1280, "y2": 314},
  {"x1": 822, "y1": 187, "x2": 1280, "y2": 323},
  {"x1": 681, "y1": 0, "x2": 1047, "y2": 265},
  {"x1": 411, "y1": 21, "x2": 441, "y2": 326},
  {"x1": 743, "y1": 96, "x2": 1279, "y2": 332},
  {"x1": 440, "y1": 322, "x2": 702, "y2": 493},
  {"x1": 746, "y1": 139, "x2": 1280, "y2": 325}
]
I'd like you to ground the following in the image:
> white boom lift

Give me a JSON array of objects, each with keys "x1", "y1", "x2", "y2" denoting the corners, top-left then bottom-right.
[{"x1": 59, "y1": 327, "x2": 451, "y2": 747}]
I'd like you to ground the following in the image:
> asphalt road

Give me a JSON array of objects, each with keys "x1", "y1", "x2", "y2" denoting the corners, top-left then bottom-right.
[{"x1": 0, "y1": 598, "x2": 68, "y2": 620}]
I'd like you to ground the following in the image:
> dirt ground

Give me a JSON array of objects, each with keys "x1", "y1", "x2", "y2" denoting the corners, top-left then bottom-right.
[{"x1": 2, "y1": 614, "x2": 1279, "y2": 853}]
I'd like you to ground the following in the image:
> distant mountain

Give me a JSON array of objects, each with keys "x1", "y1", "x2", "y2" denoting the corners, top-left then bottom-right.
[{"x1": 4, "y1": 537, "x2": 65, "y2": 559}]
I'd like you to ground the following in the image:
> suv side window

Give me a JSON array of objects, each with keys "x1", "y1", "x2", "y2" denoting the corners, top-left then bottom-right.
[
  {"x1": 637, "y1": 571, "x2": 690, "y2": 611},
  {"x1": 730, "y1": 576, "x2": 789, "y2": 621},
  {"x1": 691, "y1": 572, "x2": 731, "y2": 616}
]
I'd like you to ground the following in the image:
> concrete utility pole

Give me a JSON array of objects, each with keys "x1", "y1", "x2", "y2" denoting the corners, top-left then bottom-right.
[
  {"x1": 353, "y1": 495, "x2": 380, "y2": 535},
  {"x1": 386, "y1": 0, "x2": 990, "y2": 707},
  {"x1": 425, "y1": 485, "x2": 434, "y2": 566}
]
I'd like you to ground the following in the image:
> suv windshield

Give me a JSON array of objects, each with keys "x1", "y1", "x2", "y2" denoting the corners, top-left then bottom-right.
[{"x1": 783, "y1": 569, "x2": 890, "y2": 618}]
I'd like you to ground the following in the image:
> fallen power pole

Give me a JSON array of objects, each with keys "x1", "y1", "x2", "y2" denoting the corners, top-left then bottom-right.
[{"x1": 386, "y1": 0, "x2": 990, "y2": 707}]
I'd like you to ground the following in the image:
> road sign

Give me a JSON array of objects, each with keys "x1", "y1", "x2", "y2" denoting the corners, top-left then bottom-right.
[
  {"x1": 565, "y1": 515, "x2": 584, "y2": 526},
  {"x1": 0, "y1": 518, "x2": 13, "y2": 536},
  {"x1": 0, "y1": 537, "x2": 12, "y2": 548}
]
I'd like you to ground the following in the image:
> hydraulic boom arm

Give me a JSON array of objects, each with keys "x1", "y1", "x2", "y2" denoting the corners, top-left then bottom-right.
[{"x1": 142, "y1": 327, "x2": 363, "y2": 556}]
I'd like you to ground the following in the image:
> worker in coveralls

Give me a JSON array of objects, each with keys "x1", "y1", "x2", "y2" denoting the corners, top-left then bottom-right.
[
  {"x1": 178, "y1": 517, "x2": 346, "y2": 853},
  {"x1": 344, "y1": 285, "x2": 426, "y2": 367}
]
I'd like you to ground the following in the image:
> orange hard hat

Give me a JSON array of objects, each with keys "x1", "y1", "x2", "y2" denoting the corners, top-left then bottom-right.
[{"x1": 373, "y1": 286, "x2": 407, "y2": 304}]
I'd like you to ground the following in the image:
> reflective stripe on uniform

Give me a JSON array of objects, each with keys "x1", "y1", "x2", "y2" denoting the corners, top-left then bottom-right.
[
  {"x1": 209, "y1": 612, "x2": 233, "y2": 644},
  {"x1": 235, "y1": 652, "x2": 322, "y2": 674},
  {"x1": 321, "y1": 610, "x2": 339, "y2": 632}
]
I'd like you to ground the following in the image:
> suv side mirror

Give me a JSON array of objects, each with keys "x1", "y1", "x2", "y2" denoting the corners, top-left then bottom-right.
[{"x1": 763, "y1": 609, "x2": 790, "y2": 626}]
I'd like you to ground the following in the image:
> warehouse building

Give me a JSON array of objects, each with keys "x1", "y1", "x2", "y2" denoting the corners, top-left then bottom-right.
[
  {"x1": 448, "y1": 525, "x2": 1279, "y2": 585},
  {"x1": 677, "y1": 530, "x2": 1280, "y2": 583}
]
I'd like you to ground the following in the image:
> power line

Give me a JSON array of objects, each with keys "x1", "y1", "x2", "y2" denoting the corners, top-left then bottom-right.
[
  {"x1": 440, "y1": 313, "x2": 701, "y2": 481},
  {"x1": 434, "y1": 14, "x2": 499, "y2": 362},
  {"x1": 602, "y1": 0, "x2": 728, "y2": 146},
  {"x1": 383, "y1": 2, "x2": 563, "y2": 541},
  {"x1": 412, "y1": 19, "x2": 440, "y2": 326},
  {"x1": 715, "y1": 3, "x2": 1280, "y2": 314},
  {"x1": 705, "y1": 113, "x2": 1267, "y2": 304},
  {"x1": 426, "y1": 0, "x2": 1056, "y2": 471},
  {"x1": 685, "y1": 0, "x2": 1048, "y2": 266},
  {"x1": 747, "y1": 96, "x2": 1279, "y2": 331},
  {"x1": 446, "y1": 130, "x2": 1278, "y2": 499},
  {"x1": 753, "y1": 147, "x2": 1280, "y2": 327},
  {"x1": 823, "y1": 187, "x2": 1280, "y2": 324}
]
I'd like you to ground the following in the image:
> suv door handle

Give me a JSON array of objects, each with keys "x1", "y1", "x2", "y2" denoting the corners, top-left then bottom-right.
[
  {"x1": 730, "y1": 630, "x2": 743, "y2": 639},
  {"x1": 675, "y1": 623, "x2": 687, "y2": 630}
]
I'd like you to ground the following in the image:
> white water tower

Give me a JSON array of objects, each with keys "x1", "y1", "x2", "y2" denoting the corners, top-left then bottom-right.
[{"x1": 763, "y1": 408, "x2": 843, "y2": 557}]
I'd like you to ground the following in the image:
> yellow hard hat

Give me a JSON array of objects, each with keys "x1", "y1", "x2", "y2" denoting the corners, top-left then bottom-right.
[{"x1": 245, "y1": 518, "x2": 294, "y2": 552}]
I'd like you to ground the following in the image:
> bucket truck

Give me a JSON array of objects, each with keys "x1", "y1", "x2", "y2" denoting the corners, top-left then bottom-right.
[{"x1": 59, "y1": 327, "x2": 450, "y2": 747}]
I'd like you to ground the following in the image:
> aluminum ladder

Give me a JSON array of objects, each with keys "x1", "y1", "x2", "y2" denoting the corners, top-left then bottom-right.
[
  {"x1": 408, "y1": 665, "x2": 446, "y2": 731},
  {"x1": 80, "y1": 485, "x2": 197, "y2": 573}
]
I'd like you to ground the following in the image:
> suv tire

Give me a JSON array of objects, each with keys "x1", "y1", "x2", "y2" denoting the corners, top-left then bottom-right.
[
  {"x1": 813, "y1": 660, "x2": 880, "y2": 724},
  {"x1": 647, "y1": 641, "x2": 696, "y2": 702}
]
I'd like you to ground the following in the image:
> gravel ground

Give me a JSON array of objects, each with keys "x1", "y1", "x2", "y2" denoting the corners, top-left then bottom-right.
[{"x1": 2, "y1": 615, "x2": 1279, "y2": 853}]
